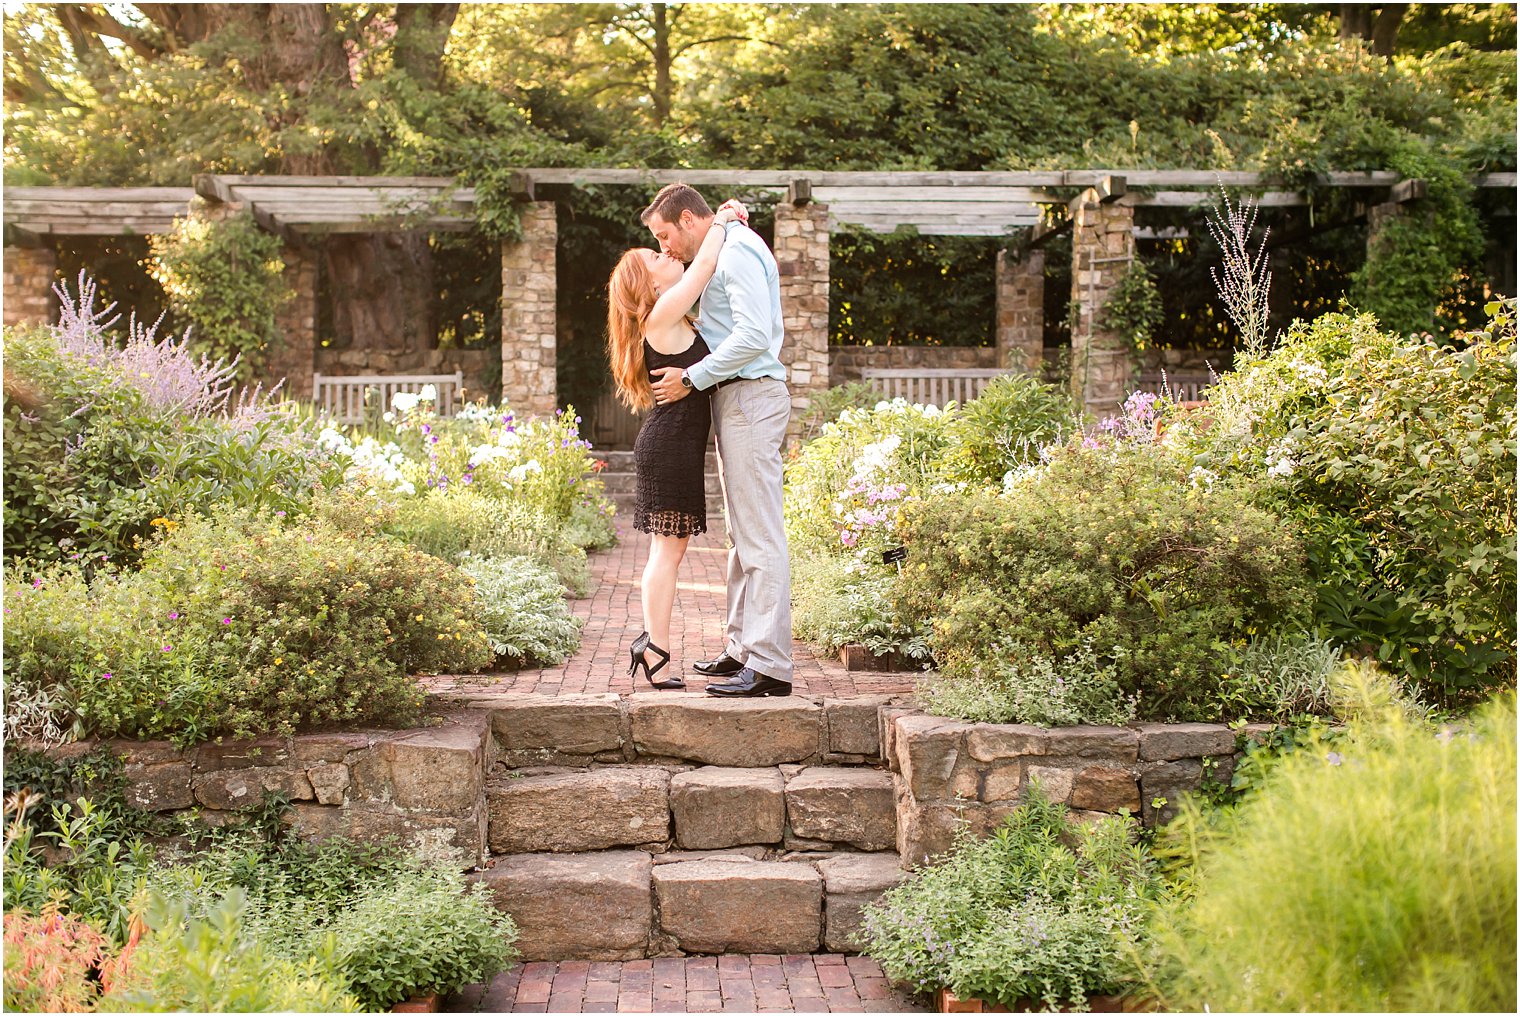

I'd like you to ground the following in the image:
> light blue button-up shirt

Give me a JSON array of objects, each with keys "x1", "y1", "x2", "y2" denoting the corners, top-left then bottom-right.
[{"x1": 684, "y1": 221, "x2": 787, "y2": 392}]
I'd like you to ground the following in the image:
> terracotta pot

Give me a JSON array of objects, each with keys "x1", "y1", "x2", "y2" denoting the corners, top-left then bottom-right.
[
  {"x1": 839, "y1": 643, "x2": 913, "y2": 672},
  {"x1": 390, "y1": 993, "x2": 440, "y2": 1013}
]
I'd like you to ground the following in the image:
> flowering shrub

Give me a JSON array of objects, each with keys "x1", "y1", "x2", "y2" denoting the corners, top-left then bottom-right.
[
  {"x1": 4, "y1": 506, "x2": 493, "y2": 745},
  {"x1": 899, "y1": 442, "x2": 1313, "y2": 722},
  {"x1": 3, "y1": 278, "x2": 343, "y2": 565},
  {"x1": 862, "y1": 789, "x2": 1161, "y2": 1007},
  {"x1": 1192, "y1": 305, "x2": 1518, "y2": 701},
  {"x1": 918, "y1": 638, "x2": 1136, "y2": 727},
  {"x1": 938, "y1": 373, "x2": 1076, "y2": 486}
]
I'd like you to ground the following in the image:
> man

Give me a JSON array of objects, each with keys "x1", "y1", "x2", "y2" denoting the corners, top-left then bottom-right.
[{"x1": 644, "y1": 183, "x2": 793, "y2": 698}]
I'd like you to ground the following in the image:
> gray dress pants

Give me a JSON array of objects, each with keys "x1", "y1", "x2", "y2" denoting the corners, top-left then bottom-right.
[{"x1": 710, "y1": 378, "x2": 794, "y2": 682}]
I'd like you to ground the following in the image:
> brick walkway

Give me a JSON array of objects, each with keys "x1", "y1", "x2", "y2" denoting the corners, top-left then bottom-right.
[
  {"x1": 421, "y1": 518, "x2": 920, "y2": 700},
  {"x1": 444, "y1": 954, "x2": 930, "y2": 1013}
]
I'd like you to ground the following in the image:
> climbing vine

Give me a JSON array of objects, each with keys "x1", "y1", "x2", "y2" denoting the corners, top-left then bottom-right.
[
  {"x1": 148, "y1": 212, "x2": 293, "y2": 381},
  {"x1": 1099, "y1": 256, "x2": 1165, "y2": 353}
]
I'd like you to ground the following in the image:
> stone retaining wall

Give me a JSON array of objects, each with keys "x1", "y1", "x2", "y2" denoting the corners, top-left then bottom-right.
[
  {"x1": 882, "y1": 710, "x2": 1248, "y2": 865},
  {"x1": 48, "y1": 711, "x2": 492, "y2": 866}
]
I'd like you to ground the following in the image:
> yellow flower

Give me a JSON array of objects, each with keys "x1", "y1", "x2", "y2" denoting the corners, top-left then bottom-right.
[
  {"x1": 415, "y1": 614, "x2": 424, "y2": 621},
  {"x1": 274, "y1": 657, "x2": 284, "y2": 665}
]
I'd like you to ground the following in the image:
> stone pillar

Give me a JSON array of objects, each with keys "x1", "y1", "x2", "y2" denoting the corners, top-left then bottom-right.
[
  {"x1": 267, "y1": 244, "x2": 317, "y2": 401},
  {"x1": 500, "y1": 202, "x2": 558, "y2": 416},
  {"x1": 995, "y1": 248, "x2": 1045, "y2": 374},
  {"x1": 773, "y1": 202, "x2": 830, "y2": 444},
  {"x1": 3, "y1": 246, "x2": 59, "y2": 327},
  {"x1": 1068, "y1": 189, "x2": 1136, "y2": 418}
]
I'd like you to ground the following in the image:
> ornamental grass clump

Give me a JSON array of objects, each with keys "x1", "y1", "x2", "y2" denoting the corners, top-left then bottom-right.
[
  {"x1": 862, "y1": 788, "x2": 1161, "y2": 1009},
  {"x1": 1145, "y1": 674, "x2": 1516, "y2": 1012}
]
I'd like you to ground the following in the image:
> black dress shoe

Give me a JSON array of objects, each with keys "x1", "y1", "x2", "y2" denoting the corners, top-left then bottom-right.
[
  {"x1": 693, "y1": 651, "x2": 744, "y2": 677},
  {"x1": 705, "y1": 667, "x2": 792, "y2": 697}
]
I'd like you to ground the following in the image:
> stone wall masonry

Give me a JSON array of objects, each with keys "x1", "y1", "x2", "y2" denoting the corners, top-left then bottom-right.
[
  {"x1": 3, "y1": 245, "x2": 58, "y2": 327},
  {"x1": 1068, "y1": 188, "x2": 1138, "y2": 418},
  {"x1": 55, "y1": 711, "x2": 492, "y2": 866},
  {"x1": 887, "y1": 712, "x2": 1242, "y2": 865},
  {"x1": 501, "y1": 201, "x2": 558, "y2": 416},
  {"x1": 995, "y1": 248, "x2": 1045, "y2": 373},
  {"x1": 268, "y1": 244, "x2": 317, "y2": 400},
  {"x1": 774, "y1": 202, "x2": 832, "y2": 443}
]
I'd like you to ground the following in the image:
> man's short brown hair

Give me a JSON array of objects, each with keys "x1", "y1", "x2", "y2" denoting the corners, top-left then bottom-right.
[{"x1": 641, "y1": 183, "x2": 713, "y2": 226}]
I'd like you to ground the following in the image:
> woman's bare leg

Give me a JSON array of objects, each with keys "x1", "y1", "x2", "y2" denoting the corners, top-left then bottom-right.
[{"x1": 641, "y1": 532, "x2": 690, "y2": 656}]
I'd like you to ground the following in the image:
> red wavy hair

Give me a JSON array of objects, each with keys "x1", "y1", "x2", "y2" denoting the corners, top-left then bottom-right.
[{"x1": 606, "y1": 249, "x2": 658, "y2": 412}]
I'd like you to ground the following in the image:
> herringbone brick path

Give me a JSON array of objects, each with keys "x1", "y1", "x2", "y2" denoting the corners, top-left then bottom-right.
[
  {"x1": 444, "y1": 954, "x2": 930, "y2": 1013},
  {"x1": 421, "y1": 517, "x2": 920, "y2": 699}
]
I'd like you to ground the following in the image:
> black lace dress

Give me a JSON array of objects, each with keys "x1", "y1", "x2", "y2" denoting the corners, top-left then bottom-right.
[{"x1": 634, "y1": 331, "x2": 713, "y2": 538}]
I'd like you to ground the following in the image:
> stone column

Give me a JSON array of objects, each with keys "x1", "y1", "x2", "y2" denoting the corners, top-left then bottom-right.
[
  {"x1": 773, "y1": 201, "x2": 830, "y2": 444},
  {"x1": 1068, "y1": 189, "x2": 1136, "y2": 418},
  {"x1": 500, "y1": 202, "x2": 558, "y2": 416},
  {"x1": 267, "y1": 244, "x2": 317, "y2": 401},
  {"x1": 995, "y1": 248, "x2": 1045, "y2": 374},
  {"x1": 3, "y1": 246, "x2": 59, "y2": 327}
]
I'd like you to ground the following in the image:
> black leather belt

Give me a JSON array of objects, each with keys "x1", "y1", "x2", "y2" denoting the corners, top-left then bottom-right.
[{"x1": 716, "y1": 377, "x2": 747, "y2": 389}]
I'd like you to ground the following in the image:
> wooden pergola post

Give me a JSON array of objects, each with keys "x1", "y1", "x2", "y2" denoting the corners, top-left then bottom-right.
[{"x1": 500, "y1": 201, "x2": 558, "y2": 417}]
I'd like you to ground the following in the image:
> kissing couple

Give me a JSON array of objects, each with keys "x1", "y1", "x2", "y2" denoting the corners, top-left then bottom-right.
[{"x1": 604, "y1": 184, "x2": 793, "y2": 698}]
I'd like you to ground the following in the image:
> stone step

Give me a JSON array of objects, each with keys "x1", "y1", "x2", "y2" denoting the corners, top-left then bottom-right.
[
  {"x1": 485, "y1": 763, "x2": 897, "y2": 856},
  {"x1": 475, "y1": 849, "x2": 907, "y2": 960}
]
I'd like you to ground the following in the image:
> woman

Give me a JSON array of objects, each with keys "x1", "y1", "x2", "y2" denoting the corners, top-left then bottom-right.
[{"x1": 606, "y1": 200, "x2": 746, "y2": 689}]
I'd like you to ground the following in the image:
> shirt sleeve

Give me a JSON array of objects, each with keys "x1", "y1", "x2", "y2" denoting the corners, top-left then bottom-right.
[{"x1": 683, "y1": 237, "x2": 774, "y2": 392}]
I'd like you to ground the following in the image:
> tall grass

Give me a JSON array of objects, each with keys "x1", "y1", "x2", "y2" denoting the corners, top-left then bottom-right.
[{"x1": 1148, "y1": 668, "x2": 1516, "y2": 1011}]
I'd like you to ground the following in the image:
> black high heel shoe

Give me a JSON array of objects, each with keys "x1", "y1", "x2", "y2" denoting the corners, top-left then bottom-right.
[{"x1": 629, "y1": 631, "x2": 684, "y2": 689}]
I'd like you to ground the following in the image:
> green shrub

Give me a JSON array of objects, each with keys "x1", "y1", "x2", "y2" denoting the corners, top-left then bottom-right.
[
  {"x1": 147, "y1": 212, "x2": 294, "y2": 382},
  {"x1": 385, "y1": 489, "x2": 590, "y2": 596},
  {"x1": 459, "y1": 555, "x2": 583, "y2": 665},
  {"x1": 918, "y1": 639, "x2": 1136, "y2": 727},
  {"x1": 899, "y1": 444, "x2": 1313, "y2": 721},
  {"x1": 938, "y1": 373, "x2": 1076, "y2": 487},
  {"x1": 790, "y1": 554, "x2": 931, "y2": 664},
  {"x1": 862, "y1": 789, "x2": 1161, "y2": 1007},
  {"x1": 100, "y1": 891, "x2": 361, "y2": 1013},
  {"x1": 150, "y1": 834, "x2": 517, "y2": 1011},
  {"x1": 1213, "y1": 633, "x2": 1341, "y2": 721},
  {"x1": 795, "y1": 380, "x2": 885, "y2": 443},
  {"x1": 4, "y1": 506, "x2": 493, "y2": 745},
  {"x1": 2, "y1": 318, "x2": 343, "y2": 567},
  {"x1": 323, "y1": 870, "x2": 516, "y2": 1010},
  {"x1": 1146, "y1": 683, "x2": 1516, "y2": 1012}
]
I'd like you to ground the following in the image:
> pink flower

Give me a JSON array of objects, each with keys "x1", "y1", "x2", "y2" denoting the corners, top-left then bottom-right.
[
  {"x1": 103, "y1": 672, "x2": 112, "y2": 681},
  {"x1": 221, "y1": 617, "x2": 233, "y2": 625},
  {"x1": 161, "y1": 645, "x2": 173, "y2": 652},
  {"x1": 168, "y1": 611, "x2": 180, "y2": 620}
]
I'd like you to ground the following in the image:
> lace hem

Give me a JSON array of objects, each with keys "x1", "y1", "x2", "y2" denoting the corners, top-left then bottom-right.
[{"x1": 634, "y1": 508, "x2": 706, "y2": 538}]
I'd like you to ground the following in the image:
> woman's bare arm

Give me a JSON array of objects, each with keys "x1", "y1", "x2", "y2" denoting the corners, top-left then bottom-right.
[{"x1": 645, "y1": 204, "x2": 744, "y2": 334}]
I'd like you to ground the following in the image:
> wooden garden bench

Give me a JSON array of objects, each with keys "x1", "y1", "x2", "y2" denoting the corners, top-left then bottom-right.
[
  {"x1": 311, "y1": 371, "x2": 465, "y2": 423},
  {"x1": 859, "y1": 367, "x2": 1011, "y2": 407}
]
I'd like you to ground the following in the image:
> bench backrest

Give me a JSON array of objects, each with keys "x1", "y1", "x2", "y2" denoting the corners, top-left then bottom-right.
[
  {"x1": 1135, "y1": 371, "x2": 1214, "y2": 403},
  {"x1": 312, "y1": 371, "x2": 466, "y2": 423},
  {"x1": 859, "y1": 367, "x2": 1011, "y2": 407}
]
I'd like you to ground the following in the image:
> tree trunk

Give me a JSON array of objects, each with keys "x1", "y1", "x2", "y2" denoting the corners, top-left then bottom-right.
[
  {"x1": 1370, "y1": 4, "x2": 1408, "y2": 57},
  {"x1": 324, "y1": 232, "x2": 437, "y2": 361},
  {"x1": 652, "y1": 3, "x2": 672, "y2": 127}
]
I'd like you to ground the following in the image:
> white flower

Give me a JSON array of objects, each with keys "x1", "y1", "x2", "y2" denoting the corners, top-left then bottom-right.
[
  {"x1": 419, "y1": 384, "x2": 438, "y2": 402},
  {"x1": 391, "y1": 391, "x2": 421, "y2": 413},
  {"x1": 1267, "y1": 456, "x2": 1296, "y2": 479},
  {"x1": 508, "y1": 459, "x2": 543, "y2": 483},
  {"x1": 1189, "y1": 466, "x2": 1218, "y2": 489}
]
